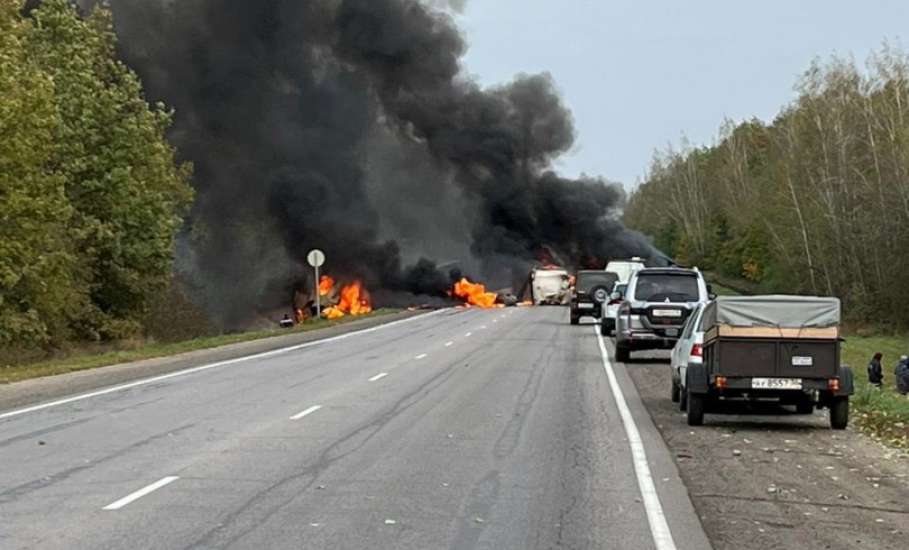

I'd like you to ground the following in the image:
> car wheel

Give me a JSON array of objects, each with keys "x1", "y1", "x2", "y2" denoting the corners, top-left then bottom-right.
[
  {"x1": 679, "y1": 385, "x2": 687, "y2": 411},
  {"x1": 671, "y1": 377, "x2": 681, "y2": 403},
  {"x1": 796, "y1": 400, "x2": 814, "y2": 415},
  {"x1": 686, "y1": 390, "x2": 705, "y2": 426},
  {"x1": 615, "y1": 345, "x2": 630, "y2": 363},
  {"x1": 829, "y1": 396, "x2": 849, "y2": 430},
  {"x1": 590, "y1": 285, "x2": 610, "y2": 305},
  {"x1": 600, "y1": 321, "x2": 610, "y2": 336},
  {"x1": 570, "y1": 313, "x2": 580, "y2": 325}
]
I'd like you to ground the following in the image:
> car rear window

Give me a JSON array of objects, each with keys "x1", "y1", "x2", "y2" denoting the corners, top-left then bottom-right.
[
  {"x1": 633, "y1": 274, "x2": 699, "y2": 302},
  {"x1": 576, "y1": 272, "x2": 618, "y2": 293}
]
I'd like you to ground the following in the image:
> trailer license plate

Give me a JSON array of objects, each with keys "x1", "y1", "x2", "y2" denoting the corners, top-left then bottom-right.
[
  {"x1": 653, "y1": 309, "x2": 681, "y2": 317},
  {"x1": 752, "y1": 378, "x2": 802, "y2": 390},
  {"x1": 578, "y1": 303, "x2": 594, "y2": 309},
  {"x1": 791, "y1": 356, "x2": 813, "y2": 366}
]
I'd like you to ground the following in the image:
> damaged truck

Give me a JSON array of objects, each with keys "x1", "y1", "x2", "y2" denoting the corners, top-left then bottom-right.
[{"x1": 682, "y1": 295, "x2": 853, "y2": 429}]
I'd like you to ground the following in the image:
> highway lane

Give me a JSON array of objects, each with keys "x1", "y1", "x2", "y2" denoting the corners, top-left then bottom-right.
[{"x1": 0, "y1": 307, "x2": 709, "y2": 550}]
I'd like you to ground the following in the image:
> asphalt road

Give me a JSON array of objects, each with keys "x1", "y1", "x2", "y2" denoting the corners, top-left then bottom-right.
[{"x1": 0, "y1": 307, "x2": 709, "y2": 550}]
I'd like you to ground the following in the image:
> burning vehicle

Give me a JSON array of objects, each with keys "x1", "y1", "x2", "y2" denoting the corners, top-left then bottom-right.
[
  {"x1": 288, "y1": 276, "x2": 374, "y2": 323},
  {"x1": 530, "y1": 268, "x2": 571, "y2": 305}
]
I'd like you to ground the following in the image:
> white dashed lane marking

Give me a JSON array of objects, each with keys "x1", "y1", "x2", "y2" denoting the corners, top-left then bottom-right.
[
  {"x1": 103, "y1": 477, "x2": 180, "y2": 511},
  {"x1": 290, "y1": 405, "x2": 322, "y2": 421}
]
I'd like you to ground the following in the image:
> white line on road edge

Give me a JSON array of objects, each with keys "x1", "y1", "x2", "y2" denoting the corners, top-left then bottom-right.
[
  {"x1": 290, "y1": 405, "x2": 322, "y2": 420},
  {"x1": 103, "y1": 476, "x2": 179, "y2": 511},
  {"x1": 594, "y1": 328, "x2": 678, "y2": 550},
  {"x1": 0, "y1": 309, "x2": 452, "y2": 421},
  {"x1": 444, "y1": 341, "x2": 454, "y2": 347},
  {"x1": 369, "y1": 373, "x2": 389, "y2": 382}
]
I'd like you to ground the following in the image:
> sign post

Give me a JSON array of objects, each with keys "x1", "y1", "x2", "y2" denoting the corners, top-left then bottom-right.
[{"x1": 307, "y1": 249, "x2": 326, "y2": 319}]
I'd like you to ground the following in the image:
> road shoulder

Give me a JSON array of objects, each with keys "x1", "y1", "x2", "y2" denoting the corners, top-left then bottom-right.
[{"x1": 624, "y1": 352, "x2": 909, "y2": 550}]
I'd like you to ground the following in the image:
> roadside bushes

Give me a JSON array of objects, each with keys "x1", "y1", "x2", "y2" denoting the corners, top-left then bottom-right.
[
  {"x1": 626, "y1": 47, "x2": 909, "y2": 328},
  {"x1": 0, "y1": 0, "x2": 192, "y2": 348}
]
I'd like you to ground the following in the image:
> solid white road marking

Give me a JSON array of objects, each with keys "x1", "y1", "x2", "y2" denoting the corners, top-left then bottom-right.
[
  {"x1": 415, "y1": 353, "x2": 428, "y2": 360},
  {"x1": 369, "y1": 373, "x2": 389, "y2": 382},
  {"x1": 594, "y1": 327, "x2": 677, "y2": 550},
  {"x1": 444, "y1": 341, "x2": 454, "y2": 347},
  {"x1": 0, "y1": 309, "x2": 452, "y2": 421},
  {"x1": 290, "y1": 405, "x2": 322, "y2": 420},
  {"x1": 465, "y1": 332, "x2": 472, "y2": 337},
  {"x1": 103, "y1": 476, "x2": 179, "y2": 511}
]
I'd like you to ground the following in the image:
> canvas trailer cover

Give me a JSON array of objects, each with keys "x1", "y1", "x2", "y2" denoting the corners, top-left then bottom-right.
[{"x1": 703, "y1": 295, "x2": 841, "y2": 340}]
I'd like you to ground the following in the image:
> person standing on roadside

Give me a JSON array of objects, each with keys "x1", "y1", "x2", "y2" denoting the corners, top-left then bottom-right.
[
  {"x1": 868, "y1": 352, "x2": 884, "y2": 388},
  {"x1": 896, "y1": 356, "x2": 909, "y2": 396}
]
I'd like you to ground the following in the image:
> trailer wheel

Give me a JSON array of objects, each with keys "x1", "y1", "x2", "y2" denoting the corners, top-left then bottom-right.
[
  {"x1": 615, "y1": 345, "x2": 630, "y2": 363},
  {"x1": 686, "y1": 390, "x2": 705, "y2": 426},
  {"x1": 570, "y1": 313, "x2": 579, "y2": 325},
  {"x1": 671, "y1": 378, "x2": 681, "y2": 403},
  {"x1": 829, "y1": 396, "x2": 849, "y2": 430}
]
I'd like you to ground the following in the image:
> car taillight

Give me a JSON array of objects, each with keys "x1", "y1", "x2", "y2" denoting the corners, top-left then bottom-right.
[{"x1": 690, "y1": 343, "x2": 703, "y2": 358}]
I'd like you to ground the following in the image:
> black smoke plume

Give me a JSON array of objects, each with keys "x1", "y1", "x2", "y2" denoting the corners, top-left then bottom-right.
[{"x1": 79, "y1": 0, "x2": 657, "y2": 326}]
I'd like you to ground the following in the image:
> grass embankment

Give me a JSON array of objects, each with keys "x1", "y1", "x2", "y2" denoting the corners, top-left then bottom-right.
[
  {"x1": 0, "y1": 309, "x2": 401, "y2": 385},
  {"x1": 707, "y1": 274, "x2": 909, "y2": 450},
  {"x1": 843, "y1": 335, "x2": 909, "y2": 451}
]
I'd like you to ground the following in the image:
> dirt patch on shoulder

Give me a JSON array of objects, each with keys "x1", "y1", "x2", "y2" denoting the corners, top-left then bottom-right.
[{"x1": 625, "y1": 355, "x2": 909, "y2": 550}]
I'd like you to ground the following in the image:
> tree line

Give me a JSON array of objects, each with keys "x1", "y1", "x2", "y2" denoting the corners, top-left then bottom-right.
[
  {"x1": 627, "y1": 47, "x2": 909, "y2": 328},
  {"x1": 0, "y1": 0, "x2": 193, "y2": 350}
]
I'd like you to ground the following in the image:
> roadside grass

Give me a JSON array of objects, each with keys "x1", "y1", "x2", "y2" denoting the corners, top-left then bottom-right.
[
  {"x1": 842, "y1": 334, "x2": 909, "y2": 451},
  {"x1": 0, "y1": 309, "x2": 401, "y2": 385}
]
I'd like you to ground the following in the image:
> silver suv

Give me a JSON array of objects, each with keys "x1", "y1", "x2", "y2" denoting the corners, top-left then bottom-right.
[{"x1": 614, "y1": 268, "x2": 712, "y2": 362}]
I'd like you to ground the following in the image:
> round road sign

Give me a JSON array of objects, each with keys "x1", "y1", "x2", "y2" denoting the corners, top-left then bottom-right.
[{"x1": 307, "y1": 249, "x2": 325, "y2": 268}]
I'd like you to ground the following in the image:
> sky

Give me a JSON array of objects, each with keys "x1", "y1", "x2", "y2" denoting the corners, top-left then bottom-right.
[{"x1": 456, "y1": 0, "x2": 909, "y2": 189}]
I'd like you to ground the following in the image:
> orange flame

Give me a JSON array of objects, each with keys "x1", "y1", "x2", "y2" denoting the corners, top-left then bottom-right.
[
  {"x1": 452, "y1": 278, "x2": 497, "y2": 309},
  {"x1": 319, "y1": 275, "x2": 335, "y2": 296},
  {"x1": 322, "y1": 280, "x2": 372, "y2": 318}
]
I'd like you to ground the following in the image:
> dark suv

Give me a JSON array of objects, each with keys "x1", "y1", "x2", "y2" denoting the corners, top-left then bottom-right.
[{"x1": 570, "y1": 271, "x2": 619, "y2": 325}]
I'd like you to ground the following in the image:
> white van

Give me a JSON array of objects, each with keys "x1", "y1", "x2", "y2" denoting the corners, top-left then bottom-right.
[
  {"x1": 604, "y1": 257, "x2": 646, "y2": 284},
  {"x1": 531, "y1": 268, "x2": 570, "y2": 305}
]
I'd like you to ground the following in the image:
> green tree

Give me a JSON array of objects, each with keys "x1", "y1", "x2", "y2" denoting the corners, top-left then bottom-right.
[
  {"x1": 626, "y1": 48, "x2": 909, "y2": 327},
  {"x1": 26, "y1": 0, "x2": 193, "y2": 340},
  {"x1": 0, "y1": 0, "x2": 78, "y2": 346}
]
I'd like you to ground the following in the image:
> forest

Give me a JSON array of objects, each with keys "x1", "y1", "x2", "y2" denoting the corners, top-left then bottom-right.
[
  {"x1": 626, "y1": 47, "x2": 909, "y2": 328},
  {"x1": 0, "y1": 0, "x2": 193, "y2": 351}
]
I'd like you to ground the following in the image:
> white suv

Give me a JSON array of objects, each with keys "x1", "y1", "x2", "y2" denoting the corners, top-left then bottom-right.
[
  {"x1": 670, "y1": 303, "x2": 707, "y2": 408},
  {"x1": 604, "y1": 257, "x2": 646, "y2": 284},
  {"x1": 614, "y1": 268, "x2": 712, "y2": 362}
]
